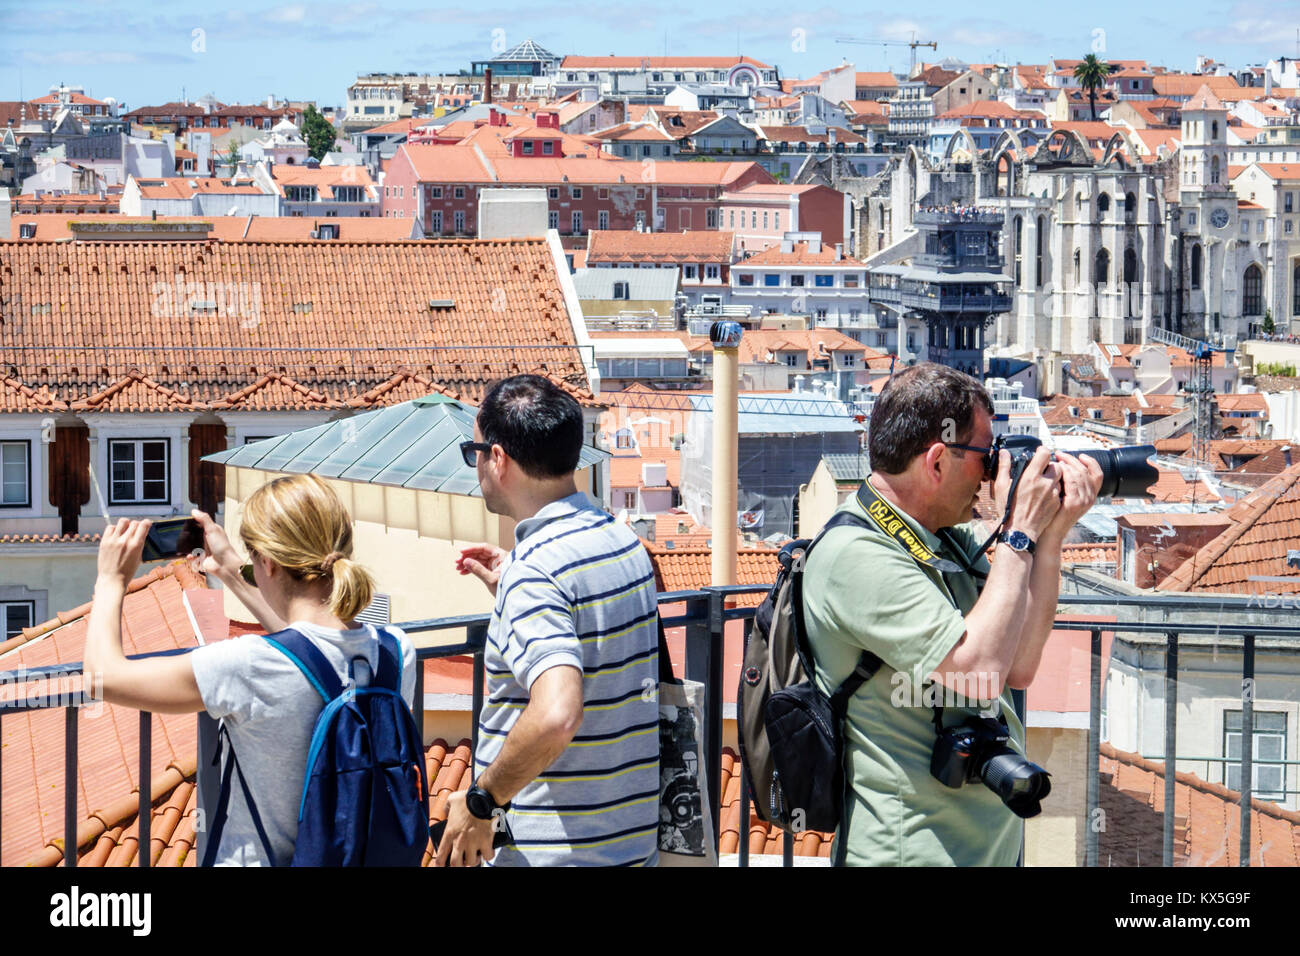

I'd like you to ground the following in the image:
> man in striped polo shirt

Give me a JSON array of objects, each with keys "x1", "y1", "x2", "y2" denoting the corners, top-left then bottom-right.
[{"x1": 436, "y1": 375, "x2": 660, "y2": 867}]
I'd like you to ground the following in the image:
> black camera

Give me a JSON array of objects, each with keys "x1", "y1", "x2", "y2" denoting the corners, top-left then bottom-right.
[
  {"x1": 930, "y1": 715, "x2": 1052, "y2": 818},
  {"x1": 993, "y1": 434, "x2": 1158, "y2": 499},
  {"x1": 141, "y1": 517, "x2": 205, "y2": 562}
]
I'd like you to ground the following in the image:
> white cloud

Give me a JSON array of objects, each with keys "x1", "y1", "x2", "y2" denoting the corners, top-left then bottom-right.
[{"x1": 265, "y1": 4, "x2": 308, "y2": 24}]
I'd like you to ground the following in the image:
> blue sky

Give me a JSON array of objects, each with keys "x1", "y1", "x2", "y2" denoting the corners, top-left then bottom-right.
[{"x1": 1, "y1": 1, "x2": 1297, "y2": 109}]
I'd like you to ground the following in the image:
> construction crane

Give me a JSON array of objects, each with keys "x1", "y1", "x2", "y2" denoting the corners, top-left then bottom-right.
[
  {"x1": 835, "y1": 32, "x2": 937, "y2": 78},
  {"x1": 1148, "y1": 325, "x2": 1233, "y2": 464}
]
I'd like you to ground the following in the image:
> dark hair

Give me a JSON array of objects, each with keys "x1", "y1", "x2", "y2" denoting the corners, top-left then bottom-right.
[
  {"x1": 477, "y1": 374, "x2": 584, "y2": 478},
  {"x1": 868, "y1": 363, "x2": 994, "y2": 475}
]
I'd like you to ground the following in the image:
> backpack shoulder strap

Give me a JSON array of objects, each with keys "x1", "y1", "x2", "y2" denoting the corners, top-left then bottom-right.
[
  {"x1": 262, "y1": 628, "x2": 343, "y2": 704},
  {"x1": 367, "y1": 624, "x2": 404, "y2": 692},
  {"x1": 791, "y1": 509, "x2": 883, "y2": 711}
]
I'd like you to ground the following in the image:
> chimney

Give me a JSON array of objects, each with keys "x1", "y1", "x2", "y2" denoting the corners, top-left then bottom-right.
[
  {"x1": 794, "y1": 374, "x2": 805, "y2": 393},
  {"x1": 834, "y1": 242, "x2": 842, "y2": 260},
  {"x1": 485, "y1": 67, "x2": 493, "y2": 104},
  {"x1": 1285, "y1": 445, "x2": 1293, "y2": 467},
  {"x1": 1265, "y1": 69, "x2": 1274, "y2": 96}
]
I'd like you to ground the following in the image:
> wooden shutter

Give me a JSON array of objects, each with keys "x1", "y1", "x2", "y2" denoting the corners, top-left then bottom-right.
[
  {"x1": 48, "y1": 425, "x2": 90, "y2": 536},
  {"x1": 188, "y1": 424, "x2": 227, "y2": 516}
]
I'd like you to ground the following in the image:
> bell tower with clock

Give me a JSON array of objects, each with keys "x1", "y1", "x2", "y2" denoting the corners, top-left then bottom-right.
[{"x1": 1178, "y1": 84, "x2": 1234, "y2": 338}]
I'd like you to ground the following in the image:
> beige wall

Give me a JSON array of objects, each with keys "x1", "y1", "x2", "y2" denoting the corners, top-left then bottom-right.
[
  {"x1": 219, "y1": 466, "x2": 514, "y2": 645},
  {"x1": 1024, "y1": 726, "x2": 1091, "y2": 866}
]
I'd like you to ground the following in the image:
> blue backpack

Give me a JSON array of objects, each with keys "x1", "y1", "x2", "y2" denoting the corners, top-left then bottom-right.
[{"x1": 201, "y1": 625, "x2": 430, "y2": 867}]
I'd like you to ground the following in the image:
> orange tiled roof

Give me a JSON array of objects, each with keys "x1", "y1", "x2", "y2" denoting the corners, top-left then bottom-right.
[
  {"x1": 644, "y1": 539, "x2": 779, "y2": 607},
  {"x1": 586, "y1": 229, "x2": 735, "y2": 264},
  {"x1": 736, "y1": 240, "x2": 862, "y2": 266},
  {"x1": 1099, "y1": 742, "x2": 1300, "y2": 866},
  {"x1": 1157, "y1": 463, "x2": 1300, "y2": 593},
  {"x1": 0, "y1": 532, "x2": 100, "y2": 544},
  {"x1": 267, "y1": 164, "x2": 377, "y2": 199},
  {"x1": 758, "y1": 125, "x2": 867, "y2": 145},
  {"x1": 854, "y1": 72, "x2": 897, "y2": 88},
  {"x1": 719, "y1": 748, "x2": 831, "y2": 858},
  {"x1": 9, "y1": 213, "x2": 420, "y2": 241},
  {"x1": 1, "y1": 561, "x2": 213, "y2": 865},
  {"x1": 0, "y1": 238, "x2": 593, "y2": 410}
]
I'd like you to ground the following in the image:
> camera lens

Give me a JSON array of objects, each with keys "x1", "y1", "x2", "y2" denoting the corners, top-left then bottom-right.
[
  {"x1": 979, "y1": 750, "x2": 1052, "y2": 818},
  {"x1": 1075, "y1": 444, "x2": 1158, "y2": 498}
]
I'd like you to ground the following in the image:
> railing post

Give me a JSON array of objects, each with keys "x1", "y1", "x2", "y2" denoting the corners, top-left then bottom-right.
[
  {"x1": 413, "y1": 654, "x2": 425, "y2": 742},
  {"x1": 64, "y1": 705, "x2": 77, "y2": 867},
  {"x1": 469, "y1": 621, "x2": 488, "y2": 761},
  {"x1": 139, "y1": 711, "x2": 152, "y2": 867},
  {"x1": 1163, "y1": 632, "x2": 1178, "y2": 868},
  {"x1": 194, "y1": 711, "x2": 221, "y2": 865},
  {"x1": 1239, "y1": 634, "x2": 1255, "y2": 867},
  {"x1": 1086, "y1": 628, "x2": 1102, "y2": 868},
  {"x1": 685, "y1": 590, "x2": 722, "y2": 856}
]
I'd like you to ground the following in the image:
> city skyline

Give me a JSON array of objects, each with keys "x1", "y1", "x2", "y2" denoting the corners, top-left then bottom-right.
[{"x1": 2, "y1": 0, "x2": 1298, "y2": 108}]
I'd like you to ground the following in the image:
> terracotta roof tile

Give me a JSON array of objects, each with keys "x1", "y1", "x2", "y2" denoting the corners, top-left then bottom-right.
[
  {"x1": 586, "y1": 230, "x2": 735, "y2": 264},
  {"x1": 1, "y1": 562, "x2": 209, "y2": 865},
  {"x1": 644, "y1": 540, "x2": 779, "y2": 607},
  {"x1": 0, "y1": 238, "x2": 594, "y2": 410},
  {"x1": 1099, "y1": 742, "x2": 1300, "y2": 866},
  {"x1": 1157, "y1": 463, "x2": 1300, "y2": 593},
  {"x1": 718, "y1": 748, "x2": 830, "y2": 858},
  {"x1": 736, "y1": 240, "x2": 862, "y2": 266}
]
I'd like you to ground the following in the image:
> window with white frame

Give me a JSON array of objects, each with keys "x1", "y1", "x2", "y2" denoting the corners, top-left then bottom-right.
[
  {"x1": 454, "y1": 210, "x2": 466, "y2": 232},
  {"x1": 571, "y1": 210, "x2": 583, "y2": 233},
  {"x1": 683, "y1": 264, "x2": 697, "y2": 280},
  {"x1": 705, "y1": 264, "x2": 720, "y2": 280},
  {"x1": 430, "y1": 186, "x2": 443, "y2": 199},
  {"x1": 548, "y1": 187, "x2": 559, "y2": 199},
  {"x1": 108, "y1": 439, "x2": 169, "y2": 504},
  {"x1": 548, "y1": 210, "x2": 559, "y2": 230},
  {"x1": 613, "y1": 281, "x2": 629, "y2": 299},
  {"x1": 430, "y1": 210, "x2": 443, "y2": 233},
  {"x1": 571, "y1": 187, "x2": 583, "y2": 200},
  {"x1": 2, "y1": 601, "x2": 34, "y2": 640},
  {"x1": 454, "y1": 186, "x2": 465, "y2": 199},
  {"x1": 1, "y1": 441, "x2": 30, "y2": 507},
  {"x1": 598, "y1": 210, "x2": 609, "y2": 230},
  {"x1": 1223, "y1": 710, "x2": 1287, "y2": 800}
]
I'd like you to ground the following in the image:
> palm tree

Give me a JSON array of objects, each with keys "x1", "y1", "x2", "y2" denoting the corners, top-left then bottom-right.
[{"x1": 1073, "y1": 54, "x2": 1117, "y2": 121}]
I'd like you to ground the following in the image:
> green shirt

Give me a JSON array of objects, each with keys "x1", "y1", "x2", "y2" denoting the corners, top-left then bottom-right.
[{"x1": 802, "y1": 479, "x2": 1025, "y2": 866}]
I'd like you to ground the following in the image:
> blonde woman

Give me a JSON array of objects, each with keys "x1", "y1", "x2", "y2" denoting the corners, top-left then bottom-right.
[{"x1": 84, "y1": 474, "x2": 419, "y2": 866}]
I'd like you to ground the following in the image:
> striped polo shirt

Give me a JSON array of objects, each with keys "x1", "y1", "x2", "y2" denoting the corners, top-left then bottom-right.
[{"x1": 475, "y1": 492, "x2": 660, "y2": 866}]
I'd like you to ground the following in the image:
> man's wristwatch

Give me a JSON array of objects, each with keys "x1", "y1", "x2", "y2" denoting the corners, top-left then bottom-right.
[
  {"x1": 465, "y1": 782, "x2": 509, "y2": 820},
  {"x1": 997, "y1": 529, "x2": 1036, "y2": 555}
]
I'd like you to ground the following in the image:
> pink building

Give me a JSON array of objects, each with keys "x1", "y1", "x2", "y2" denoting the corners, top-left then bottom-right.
[
  {"x1": 719, "y1": 183, "x2": 848, "y2": 253},
  {"x1": 383, "y1": 145, "x2": 772, "y2": 241}
]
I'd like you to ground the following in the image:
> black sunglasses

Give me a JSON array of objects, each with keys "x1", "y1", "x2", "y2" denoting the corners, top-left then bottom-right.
[
  {"x1": 239, "y1": 562, "x2": 257, "y2": 586},
  {"x1": 459, "y1": 440, "x2": 492, "y2": 468},
  {"x1": 947, "y1": 442, "x2": 995, "y2": 479}
]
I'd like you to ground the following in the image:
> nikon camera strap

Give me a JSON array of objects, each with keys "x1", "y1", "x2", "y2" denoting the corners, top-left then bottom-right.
[{"x1": 854, "y1": 482, "x2": 964, "y2": 575}]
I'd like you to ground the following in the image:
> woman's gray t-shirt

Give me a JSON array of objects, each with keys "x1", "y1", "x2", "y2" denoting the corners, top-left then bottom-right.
[{"x1": 190, "y1": 621, "x2": 417, "y2": 866}]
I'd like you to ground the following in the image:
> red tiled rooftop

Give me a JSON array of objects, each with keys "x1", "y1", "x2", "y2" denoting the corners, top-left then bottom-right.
[
  {"x1": 586, "y1": 229, "x2": 735, "y2": 264},
  {"x1": 0, "y1": 238, "x2": 594, "y2": 409},
  {"x1": 1099, "y1": 742, "x2": 1300, "y2": 866},
  {"x1": 1157, "y1": 463, "x2": 1300, "y2": 593}
]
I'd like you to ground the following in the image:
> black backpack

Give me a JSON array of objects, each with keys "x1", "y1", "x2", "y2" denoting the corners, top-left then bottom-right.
[{"x1": 737, "y1": 512, "x2": 881, "y2": 833}]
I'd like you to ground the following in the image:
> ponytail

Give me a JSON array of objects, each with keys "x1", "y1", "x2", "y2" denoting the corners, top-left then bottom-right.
[{"x1": 327, "y1": 556, "x2": 375, "y2": 623}]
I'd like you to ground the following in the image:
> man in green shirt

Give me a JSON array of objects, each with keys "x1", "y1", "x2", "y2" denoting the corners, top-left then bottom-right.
[{"x1": 803, "y1": 363, "x2": 1102, "y2": 866}]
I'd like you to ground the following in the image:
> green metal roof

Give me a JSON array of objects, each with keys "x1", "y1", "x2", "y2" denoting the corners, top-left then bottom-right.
[{"x1": 201, "y1": 394, "x2": 609, "y2": 497}]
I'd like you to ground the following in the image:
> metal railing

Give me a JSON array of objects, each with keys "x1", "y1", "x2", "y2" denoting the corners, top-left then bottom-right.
[{"x1": 3, "y1": 587, "x2": 1297, "y2": 867}]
